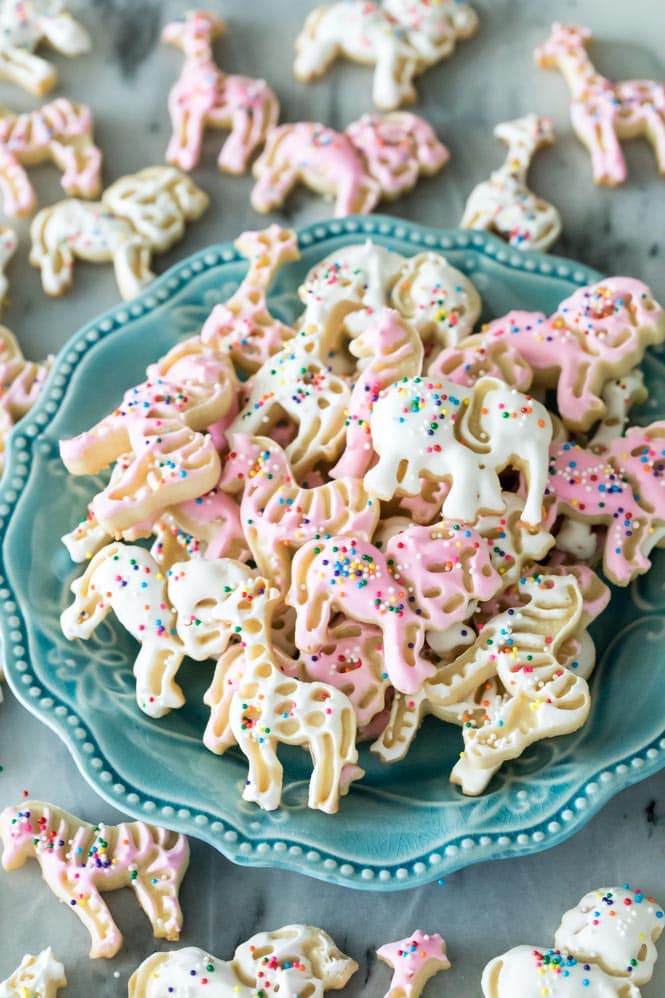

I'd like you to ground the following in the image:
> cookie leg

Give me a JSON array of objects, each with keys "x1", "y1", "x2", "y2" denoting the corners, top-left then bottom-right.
[
  {"x1": 31, "y1": 233, "x2": 75, "y2": 297},
  {"x1": 51, "y1": 871, "x2": 122, "y2": 959},
  {"x1": 373, "y1": 44, "x2": 418, "y2": 111},
  {"x1": 112, "y1": 237, "x2": 156, "y2": 301},
  {"x1": 250, "y1": 161, "x2": 299, "y2": 213},
  {"x1": 165, "y1": 106, "x2": 207, "y2": 172},
  {"x1": 0, "y1": 48, "x2": 56, "y2": 96},
  {"x1": 0, "y1": 146, "x2": 36, "y2": 217},
  {"x1": 644, "y1": 105, "x2": 665, "y2": 174},
  {"x1": 132, "y1": 645, "x2": 185, "y2": 718},
  {"x1": 237, "y1": 733, "x2": 284, "y2": 811},
  {"x1": 131, "y1": 871, "x2": 184, "y2": 942},
  {"x1": 50, "y1": 139, "x2": 102, "y2": 198}
]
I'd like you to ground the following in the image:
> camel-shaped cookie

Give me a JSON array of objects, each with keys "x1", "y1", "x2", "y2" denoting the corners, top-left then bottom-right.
[
  {"x1": 461, "y1": 115, "x2": 561, "y2": 251},
  {"x1": 251, "y1": 112, "x2": 449, "y2": 217},
  {"x1": 190, "y1": 578, "x2": 364, "y2": 813},
  {"x1": 364, "y1": 374, "x2": 552, "y2": 526},
  {"x1": 0, "y1": 801, "x2": 189, "y2": 959},
  {"x1": 0, "y1": 98, "x2": 101, "y2": 217},
  {"x1": 59, "y1": 335, "x2": 235, "y2": 534},
  {"x1": 536, "y1": 23, "x2": 665, "y2": 186},
  {"x1": 30, "y1": 166, "x2": 208, "y2": 299},
  {"x1": 438, "y1": 277, "x2": 665, "y2": 432},
  {"x1": 0, "y1": 948, "x2": 66, "y2": 998},
  {"x1": 129, "y1": 924, "x2": 358, "y2": 997},
  {"x1": 545, "y1": 422, "x2": 665, "y2": 584},
  {"x1": 288, "y1": 527, "x2": 500, "y2": 695},
  {"x1": 201, "y1": 225, "x2": 300, "y2": 375},
  {"x1": 0, "y1": 0, "x2": 90, "y2": 95},
  {"x1": 295, "y1": 0, "x2": 477, "y2": 110},
  {"x1": 219, "y1": 432, "x2": 379, "y2": 593},
  {"x1": 162, "y1": 10, "x2": 279, "y2": 174}
]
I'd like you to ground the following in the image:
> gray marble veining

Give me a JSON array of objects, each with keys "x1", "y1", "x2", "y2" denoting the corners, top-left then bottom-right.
[{"x1": 1, "y1": 1, "x2": 664, "y2": 995}]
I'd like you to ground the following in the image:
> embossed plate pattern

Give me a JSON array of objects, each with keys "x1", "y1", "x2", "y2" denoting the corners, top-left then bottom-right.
[{"x1": 1, "y1": 216, "x2": 664, "y2": 891}]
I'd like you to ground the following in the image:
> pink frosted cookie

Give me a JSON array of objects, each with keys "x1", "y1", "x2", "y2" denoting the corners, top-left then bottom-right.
[
  {"x1": 377, "y1": 931, "x2": 450, "y2": 998},
  {"x1": 0, "y1": 1, "x2": 90, "y2": 96},
  {"x1": 0, "y1": 98, "x2": 101, "y2": 217},
  {"x1": 536, "y1": 23, "x2": 665, "y2": 186},
  {"x1": 201, "y1": 225, "x2": 300, "y2": 375},
  {"x1": 461, "y1": 115, "x2": 561, "y2": 251},
  {"x1": 545, "y1": 422, "x2": 665, "y2": 584},
  {"x1": 219, "y1": 432, "x2": 379, "y2": 593},
  {"x1": 464, "y1": 277, "x2": 665, "y2": 432},
  {"x1": 30, "y1": 166, "x2": 208, "y2": 300},
  {"x1": 1, "y1": 327, "x2": 51, "y2": 477},
  {"x1": 364, "y1": 375, "x2": 552, "y2": 526},
  {"x1": 129, "y1": 924, "x2": 358, "y2": 997},
  {"x1": 295, "y1": 1, "x2": 477, "y2": 111},
  {"x1": 163, "y1": 11, "x2": 279, "y2": 174},
  {"x1": 251, "y1": 113, "x2": 448, "y2": 217},
  {"x1": 0, "y1": 801, "x2": 189, "y2": 960},
  {"x1": 428, "y1": 335, "x2": 533, "y2": 388}
]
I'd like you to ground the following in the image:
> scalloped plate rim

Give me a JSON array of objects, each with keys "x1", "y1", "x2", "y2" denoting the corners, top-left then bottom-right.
[{"x1": 4, "y1": 214, "x2": 662, "y2": 893}]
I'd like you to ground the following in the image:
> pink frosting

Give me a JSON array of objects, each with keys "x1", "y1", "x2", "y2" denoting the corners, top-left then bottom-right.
[
  {"x1": 377, "y1": 930, "x2": 450, "y2": 997},
  {"x1": 546, "y1": 423, "x2": 665, "y2": 583},
  {"x1": 428, "y1": 337, "x2": 533, "y2": 390},
  {"x1": 163, "y1": 11, "x2": 278, "y2": 174},
  {"x1": 478, "y1": 278, "x2": 665, "y2": 430}
]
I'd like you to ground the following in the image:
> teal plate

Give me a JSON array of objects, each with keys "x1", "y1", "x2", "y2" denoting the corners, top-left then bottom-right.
[{"x1": 2, "y1": 216, "x2": 665, "y2": 892}]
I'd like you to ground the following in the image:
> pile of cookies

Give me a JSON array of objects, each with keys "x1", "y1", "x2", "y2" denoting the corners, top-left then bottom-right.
[{"x1": 56, "y1": 226, "x2": 665, "y2": 812}]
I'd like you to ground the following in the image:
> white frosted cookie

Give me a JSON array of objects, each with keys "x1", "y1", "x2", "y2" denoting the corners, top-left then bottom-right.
[
  {"x1": 555, "y1": 886, "x2": 664, "y2": 986},
  {"x1": 0, "y1": 0, "x2": 90, "y2": 95},
  {"x1": 129, "y1": 924, "x2": 358, "y2": 997},
  {"x1": 0, "y1": 948, "x2": 66, "y2": 998},
  {"x1": 390, "y1": 251, "x2": 482, "y2": 346},
  {"x1": 481, "y1": 945, "x2": 642, "y2": 997}
]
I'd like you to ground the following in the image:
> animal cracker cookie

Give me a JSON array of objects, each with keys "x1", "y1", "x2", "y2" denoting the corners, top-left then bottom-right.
[
  {"x1": 364, "y1": 374, "x2": 552, "y2": 526},
  {"x1": 288, "y1": 529, "x2": 499, "y2": 695},
  {"x1": 30, "y1": 166, "x2": 208, "y2": 300},
  {"x1": 0, "y1": 223, "x2": 17, "y2": 304},
  {"x1": 0, "y1": 948, "x2": 66, "y2": 998},
  {"x1": 461, "y1": 114, "x2": 562, "y2": 251},
  {"x1": 128, "y1": 924, "x2": 358, "y2": 997},
  {"x1": 183, "y1": 577, "x2": 364, "y2": 813},
  {"x1": 220, "y1": 432, "x2": 379, "y2": 593},
  {"x1": 545, "y1": 423, "x2": 665, "y2": 585},
  {"x1": 163, "y1": 10, "x2": 279, "y2": 174},
  {"x1": 536, "y1": 23, "x2": 665, "y2": 186},
  {"x1": 59, "y1": 335, "x2": 234, "y2": 534},
  {"x1": 0, "y1": 327, "x2": 52, "y2": 475},
  {"x1": 555, "y1": 886, "x2": 665, "y2": 986},
  {"x1": 201, "y1": 225, "x2": 300, "y2": 375},
  {"x1": 0, "y1": 801, "x2": 189, "y2": 959},
  {"x1": 251, "y1": 112, "x2": 449, "y2": 217},
  {"x1": 466, "y1": 277, "x2": 665, "y2": 432},
  {"x1": 294, "y1": 0, "x2": 478, "y2": 111},
  {"x1": 377, "y1": 931, "x2": 451, "y2": 998},
  {"x1": 389, "y1": 251, "x2": 482, "y2": 348},
  {"x1": 0, "y1": 98, "x2": 101, "y2": 217},
  {"x1": 481, "y1": 945, "x2": 642, "y2": 998},
  {"x1": 0, "y1": 0, "x2": 90, "y2": 95}
]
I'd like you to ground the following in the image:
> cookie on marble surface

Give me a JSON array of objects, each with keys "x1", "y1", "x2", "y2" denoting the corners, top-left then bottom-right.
[
  {"x1": 0, "y1": 947, "x2": 66, "y2": 998},
  {"x1": 0, "y1": 0, "x2": 90, "y2": 96}
]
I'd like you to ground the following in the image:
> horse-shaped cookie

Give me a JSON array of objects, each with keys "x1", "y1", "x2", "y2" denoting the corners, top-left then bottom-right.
[
  {"x1": 536, "y1": 23, "x2": 665, "y2": 185},
  {"x1": 30, "y1": 166, "x2": 208, "y2": 299},
  {"x1": 295, "y1": 0, "x2": 477, "y2": 110},
  {"x1": 162, "y1": 10, "x2": 279, "y2": 173},
  {"x1": 129, "y1": 924, "x2": 358, "y2": 997},
  {"x1": 0, "y1": 801, "x2": 189, "y2": 959},
  {"x1": 251, "y1": 112, "x2": 449, "y2": 217},
  {"x1": 0, "y1": 0, "x2": 90, "y2": 95},
  {"x1": 461, "y1": 115, "x2": 561, "y2": 251},
  {"x1": 0, "y1": 98, "x2": 101, "y2": 216},
  {"x1": 364, "y1": 374, "x2": 552, "y2": 526}
]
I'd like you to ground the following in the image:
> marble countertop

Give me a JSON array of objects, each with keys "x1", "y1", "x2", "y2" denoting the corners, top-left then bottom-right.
[{"x1": 1, "y1": 0, "x2": 664, "y2": 994}]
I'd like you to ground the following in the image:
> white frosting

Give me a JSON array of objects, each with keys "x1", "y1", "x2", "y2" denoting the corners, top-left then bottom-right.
[
  {"x1": 364, "y1": 375, "x2": 552, "y2": 526},
  {"x1": 555, "y1": 886, "x2": 664, "y2": 986},
  {"x1": 167, "y1": 558, "x2": 256, "y2": 661},
  {"x1": 461, "y1": 114, "x2": 562, "y2": 252},
  {"x1": 0, "y1": 948, "x2": 66, "y2": 998},
  {"x1": 0, "y1": 0, "x2": 90, "y2": 96},
  {"x1": 390, "y1": 251, "x2": 482, "y2": 346},
  {"x1": 129, "y1": 925, "x2": 358, "y2": 997},
  {"x1": 294, "y1": 0, "x2": 477, "y2": 110},
  {"x1": 591, "y1": 369, "x2": 648, "y2": 452},
  {"x1": 481, "y1": 945, "x2": 642, "y2": 998},
  {"x1": 30, "y1": 167, "x2": 207, "y2": 300}
]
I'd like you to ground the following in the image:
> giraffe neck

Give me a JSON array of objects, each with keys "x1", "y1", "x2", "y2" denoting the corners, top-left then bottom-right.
[
  {"x1": 554, "y1": 46, "x2": 609, "y2": 99},
  {"x1": 182, "y1": 38, "x2": 215, "y2": 67},
  {"x1": 495, "y1": 139, "x2": 536, "y2": 184}
]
